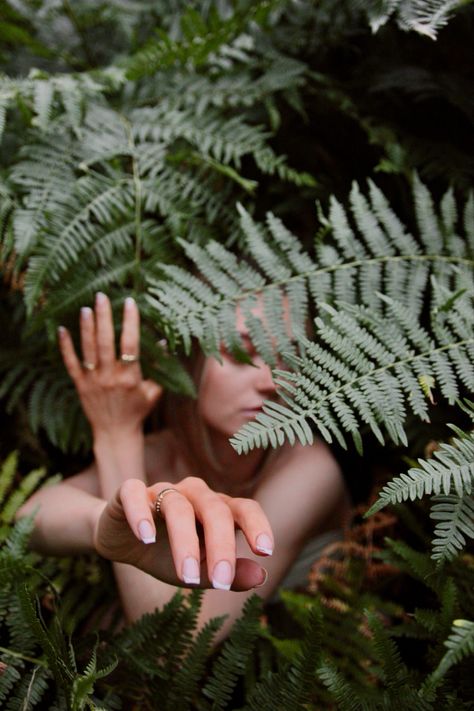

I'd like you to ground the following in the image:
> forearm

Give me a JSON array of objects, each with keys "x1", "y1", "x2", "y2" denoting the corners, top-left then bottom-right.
[
  {"x1": 17, "y1": 483, "x2": 105, "y2": 556},
  {"x1": 93, "y1": 427, "x2": 146, "y2": 499},
  {"x1": 114, "y1": 564, "x2": 179, "y2": 623}
]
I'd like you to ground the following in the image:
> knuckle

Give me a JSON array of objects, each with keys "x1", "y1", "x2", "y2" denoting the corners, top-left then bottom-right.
[
  {"x1": 205, "y1": 498, "x2": 232, "y2": 520},
  {"x1": 120, "y1": 478, "x2": 141, "y2": 497},
  {"x1": 183, "y1": 476, "x2": 207, "y2": 492},
  {"x1": 233, "y1": 497, "x2": 261, "y2": 515}
]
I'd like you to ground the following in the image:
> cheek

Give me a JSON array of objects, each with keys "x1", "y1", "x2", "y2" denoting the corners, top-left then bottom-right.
[{"x1": 198, "y1": 361, "x2": 234, "y2": 414}]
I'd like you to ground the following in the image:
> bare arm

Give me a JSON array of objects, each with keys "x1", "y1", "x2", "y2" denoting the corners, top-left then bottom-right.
[{"x1": 17, "y1": 468, "x2": 104, "y2": 554}]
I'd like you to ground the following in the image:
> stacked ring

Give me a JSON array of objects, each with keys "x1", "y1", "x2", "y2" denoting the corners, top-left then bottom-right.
[{"x1": 155, "y1": 487, "x2": 179, "y2": 518}]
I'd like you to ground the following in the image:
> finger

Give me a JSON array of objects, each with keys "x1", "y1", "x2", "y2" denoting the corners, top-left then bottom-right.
[
  {"x1": 159, "y1": 489, "x2": 201, "y2": 585},
  {"x1": 95, "y1": 292, "x2": 116, "y2": 368},
  {"x1": 196, "y1": 557, "x2": 267, "y2": 592},
  {"x1": 142, "y1": 380, "x2": 163, "y2": 407},
  {"x1": 119, "y1": 478, "x2": 157, "y2": 544},
  {"x1": 222, "y1": 495, "x2": 274, "y2": 557},
  {"x1": 80, "y1": 307, "x2": 97, "y2": 368},
  {"x1": 58, "y1": 326, "x2": 85, "y2": 386},
  {"x1": 192, "y1": 494, "x2": 237, "y2": 591},
  {"x1": 231, "y1": 558, "x2": 268, "y2": 591},
  {"x1": 120, "y1": 297, "x2": 140, "y2": 367}
]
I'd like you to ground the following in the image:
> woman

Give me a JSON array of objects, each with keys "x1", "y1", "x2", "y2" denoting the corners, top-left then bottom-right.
[{"x1": 18, "y1": 292, "x2": 350, "y2": 642}]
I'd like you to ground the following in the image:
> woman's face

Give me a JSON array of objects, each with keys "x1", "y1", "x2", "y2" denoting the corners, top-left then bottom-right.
[{"x1": 197, "y1": 299, "x2": 288, "y2": 439}]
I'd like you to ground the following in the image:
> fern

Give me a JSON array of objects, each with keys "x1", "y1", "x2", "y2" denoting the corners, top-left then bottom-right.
[
  {"x1": 429, "y1": 618, "x2": 474, "y2": 684},
  {"x1": 430, "y1": 493, "x2": 474, "y2": 562},
  {"x1": 368, "y1": 412, "x2": 474, "y2": 563},
  {"x1": 202, "y1": 594, "x2": 262, "y2": 709},
  {"x1": 369, "y1": 426, "x2": 474, "y2": 511},
  {"x1": 231, "y1": 290, "x2": 474, "y2": 454},
  {"x1": 365, "y1": 0, "x2": 465, "y2": 39},
  {"x1": 146, "y1": 177, "x2": 474, "y2": 454},
  {"x1": 125, "y1": 2, "x2": 280, "y2": 79}
]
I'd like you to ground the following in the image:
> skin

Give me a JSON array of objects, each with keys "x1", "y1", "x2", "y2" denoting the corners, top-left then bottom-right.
[{"x1": 18, "y1": 292, "x2": 351, "y2": 641}]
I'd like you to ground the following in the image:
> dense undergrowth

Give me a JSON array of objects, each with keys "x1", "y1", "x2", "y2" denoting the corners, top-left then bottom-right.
[{"x1": 1, "y1": 0, "x2": 473, "y2": 708}]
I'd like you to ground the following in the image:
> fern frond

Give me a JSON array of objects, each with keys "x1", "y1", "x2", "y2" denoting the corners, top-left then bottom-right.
[
  {"x1": 430, "y1": 493, "x2": 474, "y2": 562},
  {"x1": 365, "y1": 0, "x2": 463, "y2": 39},
  {"x1": 125, "y1": 2, "x2": 277, "y2": 79},
  {"x1": 429, "y1": 618, "x2": 474, "y2": 684},
  {"x1": 244, "y1": 604, "x2": 324, "y2": 711},
  {"x1": 4, "y1": 665, "x2": 51, "y2": 711},
  {"x1": 368, "y1": 428, "x2": 474, "y2": 514},
  {"x1": 231, "y1": 292, "x2": 474, "y2": 454},
  {"x1": 317, "y1": 661, "x2": 368, "y2": 711},
  {"x1": 202, "y1": 595, "x2": 262, "y2": 710},
  {"x1": 0, "y1": 452, "x2": 18, "y2": 509},
  {"x1": 0, "y1": 466, "x2": 48, "y2": 524},
  {"x1": 149, "y1": 175, "x2": 473, "y2": 370}
]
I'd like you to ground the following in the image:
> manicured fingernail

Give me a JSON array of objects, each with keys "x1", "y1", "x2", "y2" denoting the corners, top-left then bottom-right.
[
  {"x1": 182, "y1": 557, "x2": 200, "y2": 585},
  {"x1": 81, "y1": 307, "x2": 92, "y2": 319},
  {"x1": 254, "y1": 568, "x2": 268, "y2": 589},
  {"x1": 212, "y1": 560, "x2": 232, "y2": 590},
  {"x1": 138, "y1": 519, "x2": 155, "y2": 544},
  {"x1": 96, "y1": 292, "x2": 106, "y2": 304},
  {"x1": 57, "y1": 326, "x2": 66, "y2": 338},
  {"x1": 256, "y1": 533, "x2": 273, "y2": 556},
  {"x1": 125, "y1": 296, "x2": 135, "y2": 309}
]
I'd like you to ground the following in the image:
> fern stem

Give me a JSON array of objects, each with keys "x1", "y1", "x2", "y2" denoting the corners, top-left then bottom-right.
[
  {"x1": 264, "y1": 254, "x2": 474, "y2": 293},
  {"x1": 122, "y1": 115, "x2": 142, "y2": 290},
  {"x1": 0, "y1": 645, "x2": 47, "y2": 667}
]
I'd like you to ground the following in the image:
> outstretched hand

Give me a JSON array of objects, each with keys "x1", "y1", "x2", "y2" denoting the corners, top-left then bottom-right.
[
  {"x1": 94, "y1": 477, "x2": 273, "y2": 591},
  {"x1": 58, "y1": 293, "x2": 161, "y2": 436}
]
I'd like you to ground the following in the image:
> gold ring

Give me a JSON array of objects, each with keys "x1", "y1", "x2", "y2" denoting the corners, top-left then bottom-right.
[
  {"x1": 155, "y1": 488, "x2": 179, "y2": 518},
  {"x1": 120, "y1": 353, "x2": 139, "y2": 364},
  {"x1": 82, "y1": 361, "x2": 96, "y2": 371}
]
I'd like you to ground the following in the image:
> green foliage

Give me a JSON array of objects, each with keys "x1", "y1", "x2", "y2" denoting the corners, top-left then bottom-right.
[
  {"x1": 369, "y1": 406, "x2": 474, "y2": 564},
  {"x1": 147, "y1": 177, "x2": 473, "y2": 454},
  {"x1": 364, "y1": 0, "x2": 470, "y2": 39},
  {"x1": 1, "y1": 1, "x2": 474, "y2": 709}
]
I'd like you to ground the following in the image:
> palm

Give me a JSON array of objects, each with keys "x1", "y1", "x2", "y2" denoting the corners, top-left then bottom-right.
[{"x1": 94, "y1": 495, "x2": 181, "y2": 586}]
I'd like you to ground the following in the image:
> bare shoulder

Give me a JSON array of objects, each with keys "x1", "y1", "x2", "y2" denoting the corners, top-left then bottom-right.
[
  {"x1": 266, "y1": 437, "x2": 342, "y2": 479},
  {"x1": 256, "y1": 438, "x2": 350, "y2": 542}
]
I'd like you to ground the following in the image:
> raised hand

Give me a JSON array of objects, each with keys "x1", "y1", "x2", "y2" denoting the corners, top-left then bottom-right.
[
  {"x1": 58, "y1": 293, "x2": 162, "y2": 437},
  {"x1": 94, "y1": 477, "x2": 273, "y2": 591}
]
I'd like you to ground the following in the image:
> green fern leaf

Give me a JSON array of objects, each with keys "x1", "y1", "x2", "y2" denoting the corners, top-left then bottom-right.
[
  {"x1": 429, "y1": 618, "x2": 474, "y2": 684},
  {"x1": 368, "y1": 428, "x2": 474, "y2": 515},
  {"x1": 431, "y1": 493, "x2": 474, "y2": 562}
]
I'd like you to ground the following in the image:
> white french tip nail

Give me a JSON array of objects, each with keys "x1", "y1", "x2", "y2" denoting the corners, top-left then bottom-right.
[
  {"x1": 256, "y1": 546, "x2": 273, "y2": 555},
  {"x1": 212, "y1": 560, "x2": 233, "y2": 590},
  {"x1": 183, "y1": 576, "x2": 201, "y2": 585},
  {"x1": 256, "y1": 533, "x2": 273, "y2": 556},
  {"x1": 138, "y1": 520, "x2": 155, "y2": 544},
  {"x1": 212, "y1": 580, "x2": 231, "y2": 591},
  {"x1": 125, "y1": 296, "x2": 135, "y2": 307}
]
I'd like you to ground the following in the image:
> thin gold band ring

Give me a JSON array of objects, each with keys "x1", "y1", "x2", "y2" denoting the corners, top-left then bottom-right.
[
  {"x1": 120, "y1": 353, "x2": 139, "y2": 364},
  {"x1": 155, "y1": 487, "x2": 179, "y2": 518}
]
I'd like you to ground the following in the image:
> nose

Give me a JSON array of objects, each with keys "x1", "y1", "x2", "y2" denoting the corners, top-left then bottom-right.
[{"x1": 254, "y1": 358, "x2": 277, "y2": 395}]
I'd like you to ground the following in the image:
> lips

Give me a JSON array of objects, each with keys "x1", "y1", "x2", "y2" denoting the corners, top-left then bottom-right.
[{"x1": 241, "y1": 406, "x2": 264, "y2": 417}]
